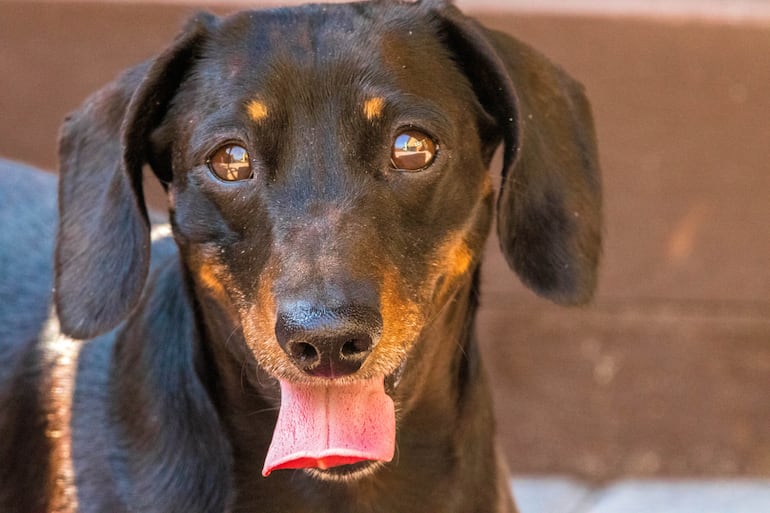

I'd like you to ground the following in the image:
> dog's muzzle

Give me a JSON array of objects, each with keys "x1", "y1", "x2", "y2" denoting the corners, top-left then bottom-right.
[{"x1": 263, "y1": 303, "x2": 395, "y2": 477}]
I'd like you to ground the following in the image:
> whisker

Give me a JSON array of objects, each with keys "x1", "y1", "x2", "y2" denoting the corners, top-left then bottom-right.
[{"x1": 244, "y1": 406, "x2": 280, "y2": 417}]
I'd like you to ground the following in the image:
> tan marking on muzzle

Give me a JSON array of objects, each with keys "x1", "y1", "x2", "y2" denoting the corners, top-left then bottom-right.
[
  {"x1": 240, "y1": 269, "x2": 293, "y2": 378},
  {"x1": 369, "y1": 267, "x2": 424, "y2": 377}
]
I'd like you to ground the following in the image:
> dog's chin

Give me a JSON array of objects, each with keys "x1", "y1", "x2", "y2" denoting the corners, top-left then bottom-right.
[{"x1": 304, "y1": 460, "x2": 385, "y2": 483}]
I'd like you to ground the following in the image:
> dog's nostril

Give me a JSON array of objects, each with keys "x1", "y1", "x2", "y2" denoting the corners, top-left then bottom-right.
[
  {"x1": 340, "y1": 337, "x2": 372, "y2": 359},
  {"x1": 291, "y1": 342, "x2": 319, "y2": 363}
]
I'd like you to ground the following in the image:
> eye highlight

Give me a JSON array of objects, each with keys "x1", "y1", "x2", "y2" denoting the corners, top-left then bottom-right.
[
  {"x1": 390, "y1": 130, "x2": 437, "y2": 172},
  {"x1": 208, "y1": 144, "x2": 252, "y2": 181}
]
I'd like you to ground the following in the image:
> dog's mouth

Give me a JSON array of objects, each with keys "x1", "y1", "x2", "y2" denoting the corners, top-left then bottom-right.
[
  {"x1": 304, "y1": 460, "x2": 385, "y2": 482},
  {"x1": 261, "y1": 376, "x2": 397, "y2": 477}
]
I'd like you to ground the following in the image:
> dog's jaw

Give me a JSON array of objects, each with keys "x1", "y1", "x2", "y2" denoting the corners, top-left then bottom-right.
[{"x1": 304, "y1": 460, "x2": 386, "y2": 483}]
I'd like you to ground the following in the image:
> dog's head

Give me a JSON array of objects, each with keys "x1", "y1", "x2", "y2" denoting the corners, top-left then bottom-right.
[{"x1": 55, "y1": 0, "x2": 600, "y2": 479}]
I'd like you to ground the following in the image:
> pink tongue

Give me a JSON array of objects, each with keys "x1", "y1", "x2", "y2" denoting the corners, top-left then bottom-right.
[{"x1": 262, "y1": 377, "x2": 396, "y2": 476}]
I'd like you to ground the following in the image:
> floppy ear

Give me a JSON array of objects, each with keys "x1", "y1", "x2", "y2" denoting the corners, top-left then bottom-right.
[
  {"x1": 55, "y1": 14, "x2": 216, "y2": 339},
  {"x1": 434, "y1": 5, "x2": 602, "y2": 305}
]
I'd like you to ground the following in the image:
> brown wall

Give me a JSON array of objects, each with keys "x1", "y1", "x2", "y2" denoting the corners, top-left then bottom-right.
[{"x1": 1, "y1": 1, "x2": 768, "y2": 481}]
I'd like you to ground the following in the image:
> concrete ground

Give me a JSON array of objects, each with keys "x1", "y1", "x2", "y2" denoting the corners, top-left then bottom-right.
[
  {"x1": 1, "y1": 0, "x2": 768, "y2": 498},
  {"x1": 512, "y1": 477, "x2": 770, "y2": 513}
]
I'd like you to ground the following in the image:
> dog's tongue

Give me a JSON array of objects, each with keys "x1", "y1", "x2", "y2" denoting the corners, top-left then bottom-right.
[{"x1": 262, "y1": 377, "x2": 395, "y2": 476}]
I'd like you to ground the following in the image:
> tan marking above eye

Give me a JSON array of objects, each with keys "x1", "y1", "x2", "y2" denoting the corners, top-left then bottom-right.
[
  {"x1": 208, "y1": 144, "x2": 252, "y2": 181},
  {"x1": 363, "y1": 97, "x2": 385, "y2": 121},
  {"x1": 247, "y1": 100, "x2": 269, "y2": 122},
  {"x1": 390, "y1": 130, "x2": 437, "y2": 171}
]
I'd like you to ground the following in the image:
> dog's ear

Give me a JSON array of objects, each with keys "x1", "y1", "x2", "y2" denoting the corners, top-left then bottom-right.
[
  {"x1": 434, "y1": 6, "x2": 602, "y2": 305},
  {"x1": 55, "y1": 14, "x2": 216, "y2": 339}
]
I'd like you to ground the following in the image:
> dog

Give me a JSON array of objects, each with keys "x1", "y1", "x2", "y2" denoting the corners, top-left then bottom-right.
[{"x1": 0, "y1": 1, "x2": 601, "y2": 511}]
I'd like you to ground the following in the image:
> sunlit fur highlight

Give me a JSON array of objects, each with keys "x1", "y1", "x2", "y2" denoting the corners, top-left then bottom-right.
[
  {"x1": 150, "y1": 223, "x2": 173, "y2": 242},
  {"x1": 41, "y1": 309, "x2": 81, "y2": 512}
]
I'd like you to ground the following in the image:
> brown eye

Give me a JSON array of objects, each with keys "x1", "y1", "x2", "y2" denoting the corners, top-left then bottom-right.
[
  {"x1": 208, "y1": 144, "x2": 252, "y2": 181},
  {"x1": 390, "y1": 130, "x2": 437, "y2": 171}
]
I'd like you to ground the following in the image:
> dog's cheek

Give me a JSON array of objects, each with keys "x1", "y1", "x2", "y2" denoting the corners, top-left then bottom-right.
[
  {"x1": 196, "y1": 260, "x2": 230, "y2": 300},
  {"x1": 431, "y1": 233, "x2": 474, "y2": 301},
  {"x1": 184, "y1": 246, "x2": 242, "y2": 316},
  {"x1": 427, "y1": 175, "x2": 494, "y2": 306},
  {"x1": 366, "y1": 178, "x2": 492, "y2": 369},
  {"x1": 172, "y1": 185, "x2": 237, "y2": 245}
]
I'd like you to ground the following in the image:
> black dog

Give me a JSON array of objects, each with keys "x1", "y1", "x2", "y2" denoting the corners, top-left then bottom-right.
[{"x1": 0, "y1": 1, "x2": 601, "y2": 511}]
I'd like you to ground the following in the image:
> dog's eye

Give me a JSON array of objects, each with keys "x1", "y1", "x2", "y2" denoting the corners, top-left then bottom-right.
[
  {"x1": 208, "y1": 144, "x2": 252, "y2": 181},
  {"x1": 390, "y1": 130, "x2": 437, "y2": 171}
]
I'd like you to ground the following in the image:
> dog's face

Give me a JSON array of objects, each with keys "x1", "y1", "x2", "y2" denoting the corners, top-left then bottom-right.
[
  {"x1": 154, "y1": 8, "x2": 503, "y2": 478},
  {"x1": 55, "y1": 0, "x2": 601, "y2": 481},
  {"x1": 158, "y1": 6, "x2": 495, "y2": 388}
]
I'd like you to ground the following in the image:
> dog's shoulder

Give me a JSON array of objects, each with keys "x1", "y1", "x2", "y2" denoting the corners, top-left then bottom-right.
[
  {"x1": 0, "y1": 159, "x2": 57, "y2": 355},
  {"x1": 0, "y1": 159, "x2": 58, "y2": 512}
]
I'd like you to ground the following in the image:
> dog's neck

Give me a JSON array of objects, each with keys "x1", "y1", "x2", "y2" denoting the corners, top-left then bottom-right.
[{"x1": 111, "y1": 260, "x2": 513, "y2": 512}]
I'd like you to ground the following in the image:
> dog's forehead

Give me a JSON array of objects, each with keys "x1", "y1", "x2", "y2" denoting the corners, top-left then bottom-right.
[
  {"x1": 199, "y1": 3, "x2": 456, "y2": 100},
  {"x1": 215, "y1": 2, "x2": 434, "y2": 56}
]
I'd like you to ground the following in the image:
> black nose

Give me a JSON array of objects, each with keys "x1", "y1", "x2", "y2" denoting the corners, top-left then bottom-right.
[{"x1": 275, "y1": 305, "x2": 382, "y2": 378}]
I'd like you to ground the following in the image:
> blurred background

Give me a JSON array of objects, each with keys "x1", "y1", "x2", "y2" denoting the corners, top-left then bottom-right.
[{"x1": 1, "y1": 0, "x2": 768, "y2": 487}]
